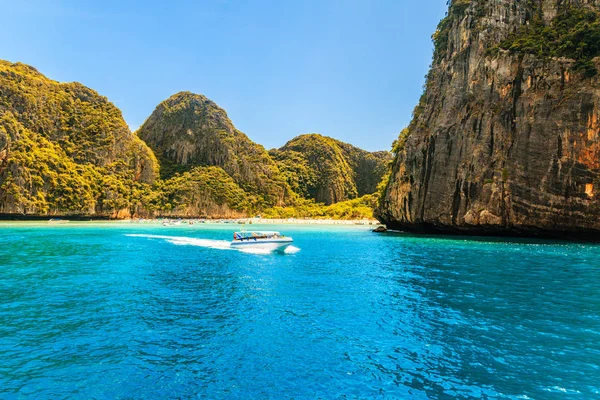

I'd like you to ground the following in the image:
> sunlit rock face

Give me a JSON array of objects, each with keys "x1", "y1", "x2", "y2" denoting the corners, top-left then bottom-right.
[
  {"x1": 137, "y1": 91, "x2": 292, "y2": 207},
  {"x1": 377, "y1": 0, "x2": 600, "y2": 238}
]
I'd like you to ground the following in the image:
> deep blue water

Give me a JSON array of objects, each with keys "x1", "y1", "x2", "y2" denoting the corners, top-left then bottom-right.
[{"x1": 1, "y1": 222, "x2": 600, "y2": 399}]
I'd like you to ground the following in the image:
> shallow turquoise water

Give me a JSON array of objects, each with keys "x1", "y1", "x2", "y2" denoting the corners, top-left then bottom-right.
[{"x1": 1, "y1": 222, "x2": 600, "y2": 399}]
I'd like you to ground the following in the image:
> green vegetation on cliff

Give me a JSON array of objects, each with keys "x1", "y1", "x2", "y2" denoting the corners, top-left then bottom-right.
[
  {"x1": 492, "y1": 5, "x2": 600, "y2": 77},
  {"x1": 137, "y1": 92, "x2": 293, "y2": 209},
  {"x1": 269, "y1": 134, "x2": 390, "y2": 205},
  {"x1": 261, "y1": 194, "x2": 378, "y2": 220},
  {"x1": 0, "y1": 61, "x2": 388, "y2": 219},
  {"x1": 147, "y1": 166, "x2": 251, "y2": 217},
  {"x1": 2, "y1": 125, "x2": 98, "y2": 213},
  {"x1": 0, "y1": 60, "x2": 158, "y2": 215},
  {"x1": 432, "y1": 0, "x2": 475, "y2": 63},
  {"x1": 434, "y1": 1, "x2": 600, "y2": 78}
]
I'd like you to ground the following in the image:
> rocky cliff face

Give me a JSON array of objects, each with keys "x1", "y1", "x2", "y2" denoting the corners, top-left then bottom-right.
[
  {"x1": 137, "y1": 92, "x2": 292, "y2": 208},
  {"x1": 377, "y1": 0, "x2": 600, "y2": 238},
  {"x1": 0, "y1": 60, "x2": 158, "y2": 216},
  {"x1": 269, "y1": 134, "x2": 390, "y2": 205}
]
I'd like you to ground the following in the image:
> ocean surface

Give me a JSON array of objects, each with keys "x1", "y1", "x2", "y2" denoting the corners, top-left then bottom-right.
[{"x1": 1, "y1": 222, "x2": 600, "y2": 399}]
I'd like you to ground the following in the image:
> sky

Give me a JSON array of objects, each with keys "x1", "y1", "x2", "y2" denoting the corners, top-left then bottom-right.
[{"x1": 0, "y1": 0, "x2": 448, "y2": 151}]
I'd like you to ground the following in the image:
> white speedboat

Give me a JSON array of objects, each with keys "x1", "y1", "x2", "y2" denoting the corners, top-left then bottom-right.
[{"x1": 230, "y1": 231, "x2": 293, "y2": 252}]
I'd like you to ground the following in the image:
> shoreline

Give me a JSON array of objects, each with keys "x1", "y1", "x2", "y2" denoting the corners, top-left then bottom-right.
[{"x1": 0, "y1": 216, "x2": 382, "y2": 226}]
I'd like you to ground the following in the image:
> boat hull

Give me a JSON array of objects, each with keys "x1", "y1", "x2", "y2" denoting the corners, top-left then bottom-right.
[{"x1": 230, "y1": 238, "x2": 293, "y2": 252}]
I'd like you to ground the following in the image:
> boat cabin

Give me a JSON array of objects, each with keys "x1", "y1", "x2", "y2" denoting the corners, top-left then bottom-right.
[{"x1": 233, "y1": 231, "x2": 283, "y2": 241}]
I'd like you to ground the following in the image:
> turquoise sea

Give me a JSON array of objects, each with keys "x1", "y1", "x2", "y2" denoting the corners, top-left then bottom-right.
[{"x1": 1, "y1": 222, "x2": 600, "y2": 399}]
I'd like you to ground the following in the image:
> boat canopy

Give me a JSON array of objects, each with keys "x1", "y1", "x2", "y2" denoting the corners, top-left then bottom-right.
[{"x1": 233, "y1": 231, "x2": 282, "y2": 240}]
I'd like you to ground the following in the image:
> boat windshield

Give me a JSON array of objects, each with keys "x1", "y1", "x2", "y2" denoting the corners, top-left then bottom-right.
[{"x1": 233, "y1": 231, "x2": 282, "y2": 240}]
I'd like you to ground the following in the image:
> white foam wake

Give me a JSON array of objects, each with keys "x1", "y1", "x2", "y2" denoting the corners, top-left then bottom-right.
[
  {"x1": 284, "y1": 245, "x2": 301, "y2": 254},
  {"x1": 126, "y1": 234, "x2": 300, "y2": 255},
  {"x1": 126, "y1": 234, "x2": 232, "y2": 250},
  {"x1": 235, "y1": 245, "x2": 300, "y2": 255}
]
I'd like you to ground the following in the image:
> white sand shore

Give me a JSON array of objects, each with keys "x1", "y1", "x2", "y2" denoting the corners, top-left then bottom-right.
[
  {"x1": 249, "y1": 218, "x2": 380, "y2": 225},
  {"x1": 130, "y1": 217, "x2": 382, "y2": 226}
]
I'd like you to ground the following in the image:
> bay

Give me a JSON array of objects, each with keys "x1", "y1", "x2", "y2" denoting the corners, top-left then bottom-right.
[{"x1": 1, "y1": 222, "x2": 599, "y2": 398}]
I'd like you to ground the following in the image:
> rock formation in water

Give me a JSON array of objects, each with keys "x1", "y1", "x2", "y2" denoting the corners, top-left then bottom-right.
[
  {"x1": 0, "y1": 60, "x2": 158, "y2": 216},
  {"x1": 270, "y1": 134, "x2": 391, "y2": 205},
  {"x1": 376, "y1": 0, "x2": 600, "y2": 238},
  {"x1": 137, "y1": 92, "x2": 293, "y2": 208}
]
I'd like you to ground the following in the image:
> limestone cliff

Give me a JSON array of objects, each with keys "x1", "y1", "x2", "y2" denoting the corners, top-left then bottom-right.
[
  {"x1": 0, "y1": 60, "x2": 158, "y2": 216},
  {"x1": 137, "y1": 92, "x2": 293, "y2": 208},
  {"x1": 269, "y1": 134, "x2": 391, "y2": 205},
  {"x1": 377, "y1": 0, "x2": 600, "y2": 238}
]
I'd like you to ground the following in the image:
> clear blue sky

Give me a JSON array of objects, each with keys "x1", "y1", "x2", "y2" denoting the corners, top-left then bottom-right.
[{"x1": 1, "y1": 0, "x2": 448, "y2": 151}]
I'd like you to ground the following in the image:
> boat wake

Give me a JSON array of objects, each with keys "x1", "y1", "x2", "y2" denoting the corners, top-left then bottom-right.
[
  {"x1": 126, "y1": 234, "x2": 300, "y2": 255},
  {"x1": 283, "y1": 245, "x2": 301, "y2": 254},
  {"x1": 237, "y1": 245, "x2": 301, "y2": 255},
  {"x1": 127, "y1": 234, "x2": 232, "y2": 250}
]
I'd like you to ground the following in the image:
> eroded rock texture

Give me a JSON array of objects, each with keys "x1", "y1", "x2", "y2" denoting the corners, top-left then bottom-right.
[{"x1": 377, "y1": 0, "x2": 600, "y2": 238}]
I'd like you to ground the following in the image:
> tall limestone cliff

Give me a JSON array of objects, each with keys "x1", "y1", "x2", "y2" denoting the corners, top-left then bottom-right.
[
  {"x1": 270, "y1": 134, "x2": 391, "y2": 205},
  {"x1": 0, "y1": 60, "x2": 158, "y2": 216},
  {"x1": 137, "y1": 92, "x2": 293, "y2": 208},
  {"x1": 377, "y1": 0, "x2": 600, "y2": 238}
]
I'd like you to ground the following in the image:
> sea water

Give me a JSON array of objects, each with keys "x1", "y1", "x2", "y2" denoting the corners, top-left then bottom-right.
[{"x1": 1, "y1": 222, "x2": 600, "y2": 399}]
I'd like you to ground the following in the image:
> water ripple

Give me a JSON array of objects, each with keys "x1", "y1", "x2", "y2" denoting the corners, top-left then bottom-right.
[{"x1": 1, "y1": 224, "x2": 600, "y2": 398}]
